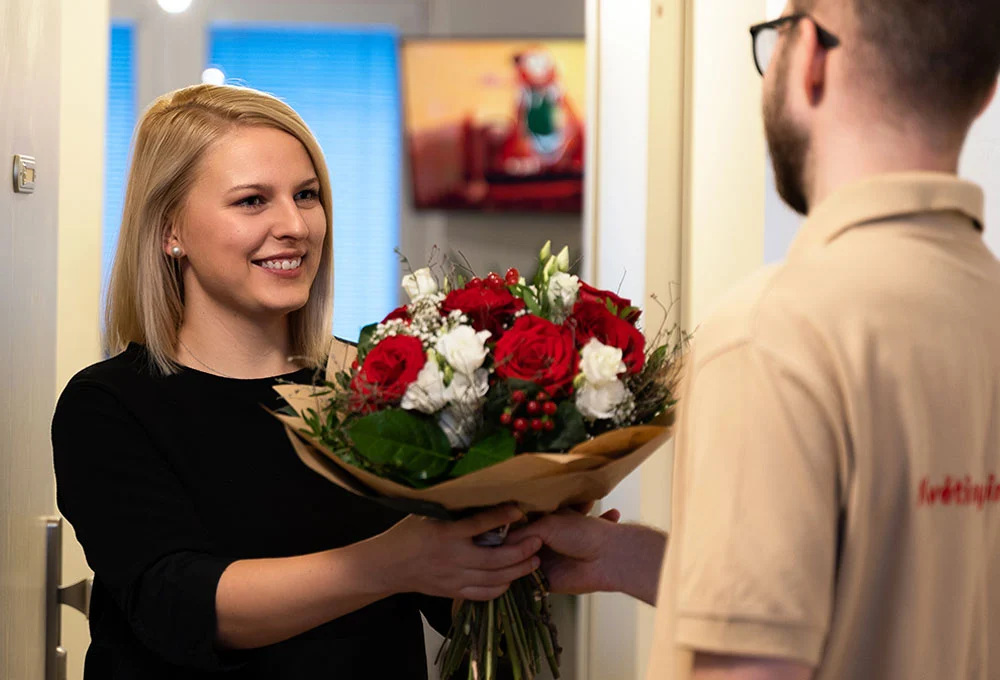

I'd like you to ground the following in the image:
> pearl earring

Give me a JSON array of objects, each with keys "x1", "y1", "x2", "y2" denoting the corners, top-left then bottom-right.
[{"x1": 170, "y1": 245, "x2": 183, "y2": 258}]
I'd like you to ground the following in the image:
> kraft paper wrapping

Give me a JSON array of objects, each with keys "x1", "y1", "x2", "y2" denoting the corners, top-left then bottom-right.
[{"x1": 271, "y1": 338, "x2": 674, "y2": 518}]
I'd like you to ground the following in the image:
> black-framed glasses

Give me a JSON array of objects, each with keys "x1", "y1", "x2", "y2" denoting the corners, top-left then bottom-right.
[{"x1": 749, "y1": 14, "x2": 840, "y2": 77}]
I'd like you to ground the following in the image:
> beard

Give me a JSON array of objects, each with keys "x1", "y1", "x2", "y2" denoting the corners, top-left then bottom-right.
[{"x1": 763, "y1": 46, "x2": 812, "y2": 215}]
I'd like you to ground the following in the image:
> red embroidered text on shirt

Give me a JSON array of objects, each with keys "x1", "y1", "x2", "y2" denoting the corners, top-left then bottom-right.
[{"x1": 918, "y1": 474, "x2": 1000, "y2": 509}]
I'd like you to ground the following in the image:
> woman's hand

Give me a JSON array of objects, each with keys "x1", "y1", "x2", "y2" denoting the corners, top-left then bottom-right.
[{"x1": 376, "y1": 505, "x2": 543, "y2": 601}]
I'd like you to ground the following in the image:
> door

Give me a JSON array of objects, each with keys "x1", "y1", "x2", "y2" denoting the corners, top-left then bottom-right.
[{"x1": 0, "y1": 0, "x2": 63, "y2": 678}]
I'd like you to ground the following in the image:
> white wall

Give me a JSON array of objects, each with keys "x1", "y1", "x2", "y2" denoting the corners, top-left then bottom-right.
[
  {"x1": 962, "y1": 99, "x2": 1000, "y2": 254},
  {"x1": 586, "y1": 3, "x2": 652, "y2": 676},
  {"x1": 682, "y1": 0, "x2": 768, "y2": 328}
]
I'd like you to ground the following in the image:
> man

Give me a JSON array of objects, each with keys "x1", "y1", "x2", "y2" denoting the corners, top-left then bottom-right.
[{"x1": 510, "y1": 1, "x2": 1000, "y2": 678}]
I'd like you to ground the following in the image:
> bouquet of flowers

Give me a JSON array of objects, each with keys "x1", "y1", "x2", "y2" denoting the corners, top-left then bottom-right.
[{"x1": 273, "y1": 242, "x2": 686, "y2": 680}]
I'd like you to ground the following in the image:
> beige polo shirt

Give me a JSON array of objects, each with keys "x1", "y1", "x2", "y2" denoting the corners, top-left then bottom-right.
[{"x1": 647, "y1": 173, "x2": 1000, "y2": 679}]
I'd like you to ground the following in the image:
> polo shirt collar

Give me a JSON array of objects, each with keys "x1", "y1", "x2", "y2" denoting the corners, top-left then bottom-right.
[{"x1": 788, "y1": 172, "x2": 985, "y2": 259}]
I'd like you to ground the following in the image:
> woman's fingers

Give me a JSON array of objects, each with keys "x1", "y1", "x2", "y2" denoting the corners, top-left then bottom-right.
[
  {"x1": 463, "y1": 536, "x2": 542, "y2": 570},
  {"x1": 458, "y1": 585, "x2": 511, "y2": 602}
]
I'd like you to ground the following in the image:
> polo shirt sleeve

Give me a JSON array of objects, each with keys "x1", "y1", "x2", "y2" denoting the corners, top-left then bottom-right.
[{"x1": 672, "y1": 339, "x2": 843, "y2": 666}]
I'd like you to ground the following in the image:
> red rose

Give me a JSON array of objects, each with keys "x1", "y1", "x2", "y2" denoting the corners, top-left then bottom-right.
[
  {"x1": 494, "y1": 316, "x2": 578, "y2": 395},
  {"x1": 441, "y1": 280, "x2": 525, "y2": 339},
  {"x1": 577, "y1": 281, "x2": 641, "y2": 323},
  {"x1": 568, "y1": 301, "x2": 646, "y2": 374},
  {"x1": 350, "y1": 335, "x2": 425, "y2": 413},
  {"x1": 382, "y1": 305, "x2": 411, "y2": 324}
]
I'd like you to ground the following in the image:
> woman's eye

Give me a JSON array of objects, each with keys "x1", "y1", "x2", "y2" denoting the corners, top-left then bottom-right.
[
  {"x1": 295, "y1": 189, "x2": 319, "y2": 202},
  {"x1": 236, "y1": 195, "x2": 265, "y2": 208}
]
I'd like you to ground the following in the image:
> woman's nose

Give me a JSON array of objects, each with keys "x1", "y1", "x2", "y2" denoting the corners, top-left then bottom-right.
[{"x1": 271, "y1": 197, "x2": 310, "y2": 240}]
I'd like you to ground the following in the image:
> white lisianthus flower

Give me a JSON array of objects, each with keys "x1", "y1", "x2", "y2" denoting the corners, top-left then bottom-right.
[
  {"x1": 576, "y1": 379, "x2": 628, "y2": 420},
  {"x1": 400, "y1": 355, "x2": 448, "y2": 414},
  {"x1": 542, "y1": 255, "x2": 558, "y2": 280},
  {"x1": 555, "y1": 246, "x2": 571, "y2": 273},
  {"x1": 438, "y1": 406, "x2": 478, "y2": 449},
  {"x1": 401, "y1": 267, "x2": 438, "y2": 301},
  {"x1": 436, "y1": 325, "x2": 491, "y2": 376},
  {"x1": 539, "y1": 240, "x2": 552, "y2": 262},
  {"x1": 546, "y1": 272, "x2": 580, "y2": 319},
  {"x1": 579, "y1": 338, "x2": 626, "y2": 385},
  {"x1": 445, "y1": 368, "x2": 489, "y2": 406}
]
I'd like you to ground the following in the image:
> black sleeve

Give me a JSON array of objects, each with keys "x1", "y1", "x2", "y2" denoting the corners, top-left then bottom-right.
[{"x1": 52, "y1": 379, "x2": 241, "y2": 671}]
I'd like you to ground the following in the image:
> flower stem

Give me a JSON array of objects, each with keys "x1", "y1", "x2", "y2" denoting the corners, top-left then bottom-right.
[{"x1": 485, "y1": 599, "x2": 496, "y2": 680}]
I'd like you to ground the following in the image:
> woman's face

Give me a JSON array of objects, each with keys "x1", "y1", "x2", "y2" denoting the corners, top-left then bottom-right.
[{"x1": 169, "y1": 126, "x2": 327, "y2": 326}]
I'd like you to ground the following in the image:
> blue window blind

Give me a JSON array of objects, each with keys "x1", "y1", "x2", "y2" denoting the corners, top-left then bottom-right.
[
  {"x1": 104, "y1": 23, "x2": 136, "y2": 302},
  {"x1": 209, "y1": 25, "x2": 402, "y2": 342}
]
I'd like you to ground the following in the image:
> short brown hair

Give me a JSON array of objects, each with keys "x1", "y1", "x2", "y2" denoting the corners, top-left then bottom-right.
[
  {"x1": 801, "y1": 0, "x2": 1000, "y2": 123},
  {"x1": 105, "y1": 85, "x2": 335, "y2": 374}
]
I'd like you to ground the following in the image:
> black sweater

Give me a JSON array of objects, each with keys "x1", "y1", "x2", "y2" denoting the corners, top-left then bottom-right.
[{"x1": 52, "y1": 344, "x2": 451, "y2": 678}]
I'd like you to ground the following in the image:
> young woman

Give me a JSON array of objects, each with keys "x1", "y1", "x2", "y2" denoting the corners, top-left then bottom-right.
[{"x1": 52, "y1": 84, "x2": 541, "y2": 678}]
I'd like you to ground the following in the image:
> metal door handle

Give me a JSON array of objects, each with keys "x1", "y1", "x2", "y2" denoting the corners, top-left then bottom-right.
[
  {"x1": 46, "y1": 517, "x2": 92, "y2": 680},
  {"x1": 59, "y1": 577, "x2": 92, "y2": 619}
]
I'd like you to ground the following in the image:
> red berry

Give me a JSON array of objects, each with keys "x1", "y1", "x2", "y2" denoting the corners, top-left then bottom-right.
[
  {"x1": 531, "y1": 418, "x2": 544, "y2": 431},
  {"x1": 543, "y1": 401, "x2": 558, "y2": 416},
  {"x1": 527, "y1": 401, "x2": 541, "y2": 415},
  {"x1": 500, "y1": 412, "x2": 513, "y2": 425},
  {"x1": 536, "y1": 392, "x2": 549, "y2": 401},
  {"x1": 512, "y1": 390, "x2": 527, "y2": 404},
  {"x1": 513, "y1": 431, "x2": 523, "y2": 443},
  {"x1": 486, "y1": 272, "x2": 504, "y2": 288},
  {"x1": 469, "y1": 277, "x2": 482, "y2": 286},
  {"x1": 543, "y1": 419, "x2": 555, "y2": 431},
  {"x1": 505, "y1": 268, "x2": 520, "y2": 285},
  {"x1": 513, "y1": 418, "x2": 529, "y2": 432}
]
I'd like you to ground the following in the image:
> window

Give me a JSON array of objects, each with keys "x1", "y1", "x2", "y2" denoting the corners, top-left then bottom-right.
[
  {"x1": 103, "y1": 23, "x2": 136, "y2": 300},
  {"x1": 209, "y1": 24, "x2": 402, "y2": 342}
]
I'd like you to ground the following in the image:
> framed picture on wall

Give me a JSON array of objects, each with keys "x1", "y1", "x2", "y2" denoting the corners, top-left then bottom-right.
[{"x1": 401, "y1": 38, "x2": 586, "y2": 213}]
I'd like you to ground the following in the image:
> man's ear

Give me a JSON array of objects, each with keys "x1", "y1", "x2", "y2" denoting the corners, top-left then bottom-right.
[{"x1": 798, "y1": 18, "x2": 830, "y2": 106}]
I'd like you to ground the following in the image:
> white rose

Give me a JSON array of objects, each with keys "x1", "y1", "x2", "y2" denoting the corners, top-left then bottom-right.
[
  {"x1": 400, "y1": 356, "x2": 448, "y2": 414},
  {"x1": 546, "y1": 272, "x2": 580, "y2": 314},
  {"x1": 579, "y1": 338, "x2": 626, "y2": 385},
  {"x1": 445, "y1": 368, "x2": 489, "y2": 406},
  {"x1": 575, "y1": 379, "x2": 628, "y2": 420},
  {"x1": 401, "y1": 267, "x2": 438, "y2": 301},
  {"x1": 438, "y1": 406, "x2": 478, "y2": 449},
  {"x1": 436, "y1": 325, "x2": 491, "y2": 376}
]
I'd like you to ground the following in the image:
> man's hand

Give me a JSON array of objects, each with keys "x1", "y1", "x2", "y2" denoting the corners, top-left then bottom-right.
[{"x1": 507, "y1": 508, "x2": 667, "y2": 605}]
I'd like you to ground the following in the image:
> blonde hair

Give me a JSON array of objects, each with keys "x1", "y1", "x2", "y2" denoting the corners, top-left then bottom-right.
[{"x1": 104, "y1": 84, "x2": 334, "y2": 374}]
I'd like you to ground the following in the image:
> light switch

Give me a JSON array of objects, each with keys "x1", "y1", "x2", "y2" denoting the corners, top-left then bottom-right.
[{"x1": 12, "y1": 154, "x2": 36, "y2": 194}]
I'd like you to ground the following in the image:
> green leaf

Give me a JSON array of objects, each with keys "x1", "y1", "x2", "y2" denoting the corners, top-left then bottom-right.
[
  {"x1": 536, "y1": 400, "x2": 588, "y2": 451},
  {"x1": 605, "y1": 298, "x2": 619, "y2": 316},
  {"x1": 621, "y1": 305, "x2": 640, "y2": 320},
  {"x1": 276, "y1": 404, "x2": 299, "y2": 417},
  {"x1": 356, "y1": 323, "x2": 379, "y2": 358},
  {"x1": 450, "y1": 429, "x2": 516, "y2": 478},
  {"x1": 522, "y1": 287, "x2": 543, "y2": 317},
  {"x1": 649, "y1": 344, "x2": 669, "y2": 365},
  {"x1": 347, "y1": 409, "x2": 454, "y2": 485}
]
